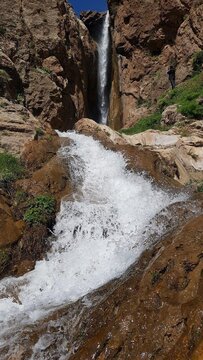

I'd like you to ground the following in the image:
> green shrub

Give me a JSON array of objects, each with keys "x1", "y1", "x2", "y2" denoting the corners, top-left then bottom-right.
[
  {"x1": 181, "y1": 101, "x2": 203, "y2": 118},
  {"x1": 24, "y1": 195, "x2": 56, "y2": 224},
  {"x1": 34, "y1": 127, "x2": 44, "y2": 140},
  {"x1": 158, "y1": 73, "x2": 203, "y2": 119},
  {"x1": 0, "y1": 153, "x2": 24, "y2": 182},
  {"x1": 36, "y1": 67, "x2": 51, "y2": 75},
  {"x1": 15, "y1": 190, "x2": 28, "y2": 204},
  {"x1": 192, "y1": 51, "x2": 203, "y2": 74},
  {"x1": 120, "y1": 71, "x2": 203, "y2": 135},
  {"x1": 17, "y1": 93, "x2": 24, "y2": 105},
  {"x1": 197, "y1": 182, "x2": 203, "y2": 193},
  {"x1": 0, "y1": 249, "x2": 10, "y2": 273},
  {"x1": 121, "y1": 113, "x2": 162, "y2": 135}
]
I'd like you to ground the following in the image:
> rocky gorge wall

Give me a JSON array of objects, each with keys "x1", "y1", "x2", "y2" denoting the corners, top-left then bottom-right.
[
  {"x1": 0, "y1": 0, "x2": 97, "y2": 132},
  {"x1": 107, "y1": 0, "x2": 203, "y2": 128}
]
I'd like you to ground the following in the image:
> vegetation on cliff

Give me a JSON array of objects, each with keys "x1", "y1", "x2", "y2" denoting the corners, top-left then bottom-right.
[
  {"x1": 0, "y1": 152, "x2": 24, "y2": 183},
  {"x1": 159, "y1": 72, "x2": 203, "y2": 119},
  {"x1": 24, "y1": 194, "x2": 56, "y2": 225},
  {"x1": 121, "y1": 72, "x2": 203, "y2": 134}
]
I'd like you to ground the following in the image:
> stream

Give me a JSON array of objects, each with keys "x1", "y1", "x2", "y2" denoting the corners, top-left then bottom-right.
[{"x1": 0, "y1": 132, "x2": 187, "y2": 359}]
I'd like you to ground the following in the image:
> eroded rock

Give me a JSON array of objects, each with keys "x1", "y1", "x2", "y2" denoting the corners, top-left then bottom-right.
[
  {"x1": 161, "y1": 104, "x2": 186, "y2": 125},
  {"x1": 69, "y1": 215, "x2": 203, "y2": 360},
  {"x1": 0, "y1": 0, "x2": 97, "y2": 130},
  {"x1": 75, "y1": 118, "x2": 203, "y2": 186},
  {"x1": 0, "y1": 98, "x2": 39, "y2": 154},
  {"x1": 108, "y1": 0, "x2": 203, "y2": 127}
]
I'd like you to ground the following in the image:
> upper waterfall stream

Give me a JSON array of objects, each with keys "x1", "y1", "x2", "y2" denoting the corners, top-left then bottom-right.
[
  {"x1": 0, "y1": 132, "x2": 186, "y2": 356},
  {"x1": 97, "y1": 11, "x2": 110, "y2": 124}
]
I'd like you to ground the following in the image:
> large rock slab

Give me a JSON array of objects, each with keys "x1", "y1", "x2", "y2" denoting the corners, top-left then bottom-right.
[
  {"x1": 75, "y1": 118, "x2": 203, "y2": 185},
  {"x1": 0, "y1": 97, "x2": 39, "y2": 154}
]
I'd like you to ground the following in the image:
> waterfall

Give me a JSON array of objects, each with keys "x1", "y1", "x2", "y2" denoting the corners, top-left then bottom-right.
[
  {"x1": 0, "y1": 132, "x2": 186, "y2": 354},
  {"x1": 97, "y1": 11, "x2": 110, "y2": 124}
]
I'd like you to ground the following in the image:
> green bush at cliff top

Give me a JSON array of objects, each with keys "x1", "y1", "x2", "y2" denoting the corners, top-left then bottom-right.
[
  {"x1": 24, "y1": 195, "x2": 56, "y2": 225},
  {"x1": 0, "y1": 153, "x2": 24, "y2": 182}
]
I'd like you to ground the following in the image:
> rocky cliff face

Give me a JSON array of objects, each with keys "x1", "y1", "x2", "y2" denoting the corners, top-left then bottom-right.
[
  {"x1": 108, "y1": 0, "x2": 203, "y2": 128},
  {"x1": 0, "y1": 0, "x2": 97, "y2": 130}
]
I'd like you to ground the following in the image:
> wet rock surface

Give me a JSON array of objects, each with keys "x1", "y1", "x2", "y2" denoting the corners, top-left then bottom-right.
[
  {"x1": 1, "y1": 201, "x2": 202, "y2": 360},
  {"x1": 75, "y1": 118, "x2": 203, "y2": 186},
  {"x1": 68, "y1": 215, "x2": 203, "y2": 360}
]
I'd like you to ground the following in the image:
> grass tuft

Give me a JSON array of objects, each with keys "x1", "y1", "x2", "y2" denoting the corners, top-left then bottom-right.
[
  {"x1": 0, "y1": 153, "x2": 24, "y2": 183},
  {"x1": 120, "y1": 113, "x2": 163, "y2": 135},
  {"x1": 24, "y1": 195, "x2": 56, "y2": 225},
  {"x1": 158, "y1": 73, "x2": 203, "y2": 119}
]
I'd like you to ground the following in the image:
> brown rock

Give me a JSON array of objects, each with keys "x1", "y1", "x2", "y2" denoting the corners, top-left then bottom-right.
[
  {"x1": 75, "y1": 118, "x2": 203, "y2": 186},
  {"x1": 19, "y1": 156, "x2": 73, "y2": 207},
  {"x1": 21, "y1": 133, "x2": 61, "y2": 170},
  {"x1": 0, "y1": 97, "x2": 40, "y2": 155},
  {"x1": 42, "y1": 56, "x2": 64, "y2": 75},
  {"x1": 0, "y1": 195, "x2": 25, "y2": 248},
  {"x1": 161, "y1": 104, "x2": 186, "y2": 125},
  {"x1": 108, "y1": 0, "x2": 203, "y2": 128},
  {"x1": 12, "y1": 259, "x2": 35, "y2": 277},
  {"x1": 80, "y1": 11, "x2": 106, "y2": 28},
  {"x1": 0, "y1": 0, "x2": 97, "y2": 130},
  {"x1": 69, "y1": 215, "x2": 203, "y2": 360}
]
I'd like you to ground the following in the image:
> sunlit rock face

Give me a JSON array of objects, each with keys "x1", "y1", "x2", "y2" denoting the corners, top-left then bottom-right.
[
  {"x1": 0, "y1": 0, "x2": 97, "y2": 130},
  {"x1": 108, "y1": 0, "x2": 203, "y2": 127}
]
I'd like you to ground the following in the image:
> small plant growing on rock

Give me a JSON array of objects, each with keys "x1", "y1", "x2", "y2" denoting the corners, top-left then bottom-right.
[
  {"x1": 15, "y1": 190, "x2": 28, "y2": 205},
  {"x1": 192, "y1": 51, "x2": 203, "y2": 74},
  {"x1": 24, "y1": 194, "x2": 56, "y2": 225},
  {"x1": 0, "y1": 249, "x2": 10, "y2": 274},
  {"x1": 16, "y1": 93, "x2": 24, "y2": 105},
  {"x1": 0, "y1": 152, "x2": 24, "y2": 183},
  {"x1": 196, "y1": 182, "x2": 203, "y2": 193},
  {"x1": 36, "y1": 66, "x2": 51, "y2": 75},
  {"x1": 34, "y1": 127, "x2": 44, "y2": 140}
]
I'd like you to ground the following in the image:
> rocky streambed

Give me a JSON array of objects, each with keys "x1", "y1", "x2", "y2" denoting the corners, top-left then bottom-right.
[{"x1": 0, "y1": 122, "x2": 202, "y2": 360}]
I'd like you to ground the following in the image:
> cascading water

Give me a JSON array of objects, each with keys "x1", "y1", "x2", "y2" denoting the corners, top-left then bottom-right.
[
  {"x1": 97, "y1": 11, "x2": 110, "y2": 124},
  {"x1": 0, "y1": 132, "x2": 186, "y2": 357}
]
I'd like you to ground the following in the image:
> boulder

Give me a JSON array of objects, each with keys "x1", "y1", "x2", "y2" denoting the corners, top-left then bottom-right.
[
  {"x1": 75, "y1": 118, "x2": 203, "y2": 185},
  {"x1": 161, "y1": 104, "x2": 186, "y2": 125},
  {"x1": 0, "y1": 97, "x2": 39, "y2": 154},
  {"x1": 0, "y1": 195, "x2": 25, "y2": 248}
]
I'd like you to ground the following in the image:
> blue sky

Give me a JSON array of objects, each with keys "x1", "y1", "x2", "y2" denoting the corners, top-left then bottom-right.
[{"x1": 69, "y1": 0, "x2": 107, "y2": 14}]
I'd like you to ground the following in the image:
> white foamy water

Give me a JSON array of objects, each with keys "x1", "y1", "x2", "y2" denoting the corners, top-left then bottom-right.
[
  {"x1": 97, "y1": 11, "x2": 110, "y2": 124},
  {"x1": 0, "y1": 132, "x2": 185, "y2": 346}
]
